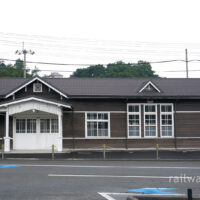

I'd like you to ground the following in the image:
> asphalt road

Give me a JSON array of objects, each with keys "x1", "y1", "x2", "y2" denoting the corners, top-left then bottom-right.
[{"x1": 0, "y1": 160, "x2": 200, "y2": 200}]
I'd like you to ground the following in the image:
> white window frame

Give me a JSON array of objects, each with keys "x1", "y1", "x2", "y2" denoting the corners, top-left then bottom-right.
[
  {"x1": 127, "y1": 104, "x2": 141, "y2": 138},
  {"x1": 144, "y1": 104, "x2": 157, "y2": 138},
  {"x1": 85, "y1": 112, "x2": 110, "y2": 139},
  {"x1": 160, "y1": 104, "x2": 174, "y2": 138},
  {"x1": 40, "y1": 118, "x2": 58, "y2": 134},
  {"x1": 33, "y1": 83, "x2": 43, "y2": 93},
  {"x1": 16, "y1": 118, "x2": 37, "y2": 134}
]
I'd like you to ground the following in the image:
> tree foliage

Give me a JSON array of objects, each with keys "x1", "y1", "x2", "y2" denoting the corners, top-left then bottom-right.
[
  {"x1": 0, "y1": 59, "x2": 40, "y2": 77},
  {"x1": 71, "y1": 61, "x2": 159, "y2": 78}
]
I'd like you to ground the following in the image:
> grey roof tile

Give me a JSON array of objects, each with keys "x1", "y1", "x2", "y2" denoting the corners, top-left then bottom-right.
[{"x1": 1, "y1": 77, "x2": 200, "y2": 97}]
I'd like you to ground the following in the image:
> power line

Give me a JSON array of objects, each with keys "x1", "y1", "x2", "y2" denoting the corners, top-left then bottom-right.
[{"x1": 1, "y1": 58, "x2": 200, "y2": 66}]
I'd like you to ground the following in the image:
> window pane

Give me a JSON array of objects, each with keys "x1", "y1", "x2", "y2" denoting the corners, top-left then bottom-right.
[
  {"x1": 27, "y1": 119, "x2": 36, "y2": 133},
  {"x1": 87, "y1": 113, "x2": 97, "y2": 120},
  {"x1": 128, "y1": 105, "x2": 139, "y2": 112},
  {"x1": 40, "y1": 119, "x2": 50, "y2": 133},
  {"x1": 98, "y1": 113, "x2": 108, "y2": 120},
  {"x1": 16, "y1": 119, "x2": 26, "y2": 133},
  {"x1": 145, "y1": 105, "x2": 156, "y2": 112},
  {"x1": 51, "y1": 119, "x2": 58, "y2": 133},
  {"x1": 129, "y1": 115, "x2": 140, "y2": 125},
  {"x1": 162, "y1": 126, "x2": 172, "y2": 136},
  {"x1": 87, "y1": 122, "x2": 97, "y2": 136},
  {"x1": 161, "y1": 114, "x2": 172, "y2": 125},
  {"x1": 145, "y1": 115, "x2": 156, "y2": 125},
  {"x1": 161, "y1": 105, "x2": 172, "y2": 112},
  {"x1": 129, "y1": 126, "x2": 139, "y2": 136},
  {"x1": 98, "y1": 122, "x2": 108, "y2": 136},
  {"x1": 145, "y1": 126, "x2": 156, "y2": 136}
]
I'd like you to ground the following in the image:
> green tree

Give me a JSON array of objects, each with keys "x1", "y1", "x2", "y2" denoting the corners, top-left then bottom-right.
[
  {"x1": 0, "y1": 59, "x2": 40, "y2": 77},
  {"x1": 71, "y1": 61, "x2": 159, "y2": 78}
]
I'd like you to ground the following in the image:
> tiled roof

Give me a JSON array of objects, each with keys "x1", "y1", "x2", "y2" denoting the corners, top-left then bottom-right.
[{"x1": 1, "y1": 76, "x2": 200, "y2": 98}]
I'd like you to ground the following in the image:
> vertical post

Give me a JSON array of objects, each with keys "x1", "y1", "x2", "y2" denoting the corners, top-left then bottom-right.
[
  {"x1": 57, "y1": 112, "x2": 63, "y2": 152},
  {"x1": 103, "y1": 144, "x2": 106, "y2": 160},
  {"x1": 125, "y1": 99, "x2": 128, "y2": 149},
  {"x1": 187, "y1": 189, "x2": 192, "y2": 200},
  {"x1": 72, "y1": 109, "x2": 75, "y2": 149},
  {"x1": 24, "y1": 52, "x2": 26, "y2": 78},
  {"x1": 174, "y1": 101, "x2": 177, "y2": 149},
  {"x1": 1, "y1": 144, "x2": 4, "y2": 159},
  {"x1": 156, "y1": 144, "x2": 159, "y2": 160},
  {"x1": 4, "y1": 111, "x2": 10, "y2": 152},
  {"x1": 185, "y1": 49, "x2": 189, "y2": 78},
  {"x1": 52, "y1": 144, "x2": 55, "y2": 160}
]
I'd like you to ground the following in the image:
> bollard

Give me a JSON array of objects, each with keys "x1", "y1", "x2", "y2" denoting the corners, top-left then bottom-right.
[
  {"x1": 103, "y1": 144, "x2": 106, "y2": 160},
  {"x1": 52, "y1": 144, "x2": 55, "y2": 160},
  {"x1": 156, "y1": 144, "x2": 159, "y2": 160},
  {"x1": 1, "y1": 144, "x2": 4, "y2": 159},
  {"x1": 187, "y1": 189, "x2": 192, "y2": 200}
]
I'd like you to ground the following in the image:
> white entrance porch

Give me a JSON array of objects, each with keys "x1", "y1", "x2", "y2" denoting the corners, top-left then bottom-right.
[{"x1": 0, "y1": 97, "x2": 71, "y2": 152}]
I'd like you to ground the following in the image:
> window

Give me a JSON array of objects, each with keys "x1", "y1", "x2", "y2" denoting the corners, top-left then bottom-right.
[
  {"x1": 86, "y1": 112, "x2": 109, "y2": 138},
  {"x1": 16, "y1": 119, "x2": 36, "y2": 133},
  {"x1": 51, "y1": 119, "x2": 58, "y2": 133},
  {"x1": 27, "y1": 119, "x2": 36, "y2": 133},
  {"x1": 40, "y1": 119, "x2": 58, "y2": 133},
  {"x1": 160, "y1": 104, "x2": 173, "y2": 137},
  {"x1": 144, "y1": 105, "x2": 157, "y2": 137},
  {"x1": 33, "y1": 83, "x2": 42, "y2": 92},
  {"x1": 127, "y1": 105, "x2": 141, "y2": 137}
]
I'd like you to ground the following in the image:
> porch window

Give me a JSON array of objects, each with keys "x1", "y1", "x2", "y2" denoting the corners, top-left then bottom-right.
[
  {"x1": 144, "y1": 105, "x2": 157, "y2": 137},
  {"x1": 86, "y1": 112, "x2": 110, "y2": 138},
  {"x1": 51, "y1": 119, "x2": 58, "y2": 133},
  {"x1": 127, "y1": 104, "x2": 141, "y2": 137},
  {"x1": 160, "y1": 104, "x2": 173, "y2": 137},
  {"x1": 16, "y1": 119, "x2": 36, "y2": 133},
  {"x1": 40, "y1": 119, "x2": 58, "y2": 133},
  {"x1": 27, "y1": 119, "x2": 36, "y2": 133}
]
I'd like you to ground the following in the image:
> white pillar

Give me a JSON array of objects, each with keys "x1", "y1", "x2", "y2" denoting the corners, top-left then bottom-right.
[
  {"x1": 4, "y1": 111, "x2": 10, "y2": 152},
  {"x1": 57, "y1": 113, "x2": 63, "y2": 152}
]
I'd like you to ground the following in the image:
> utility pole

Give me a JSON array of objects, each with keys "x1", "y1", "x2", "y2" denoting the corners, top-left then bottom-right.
[
  {"x1": 15, "y1": 42, "x2": 35, "y2": 78},
  {"x1": 185, "y1": 49, "x2": 189, "y2": 78}
]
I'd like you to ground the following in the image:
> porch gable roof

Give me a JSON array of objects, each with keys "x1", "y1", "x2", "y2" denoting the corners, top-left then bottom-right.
[{"x1": 0, "y1": 96, "x2": 71, "y2": 109}]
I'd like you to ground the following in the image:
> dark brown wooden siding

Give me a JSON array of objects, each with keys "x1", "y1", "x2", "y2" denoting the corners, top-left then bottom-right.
[
  {"x1": 176, "y1": 100, "x2": 200, "y2": 111},
  {"x1": 67, "y1": 99, "x2": 125, "y2": 111},
  {"x1": 0, "y1": 114, "x2": 5, "y2": 138},
  {"x1": 15, "y1": 81, "x2": 62, "y2": 101},
  {"x1": 176, "y1": 113, "x2": 200, "y2": 137}
]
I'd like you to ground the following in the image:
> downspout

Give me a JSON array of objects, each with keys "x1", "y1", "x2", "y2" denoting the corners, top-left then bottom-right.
[
  {"x1": 125, "y1": 98, "x2": 128, "y2": 149},
  {"x1": 174, "y1": 100, "x2": 177, "y2": 149}
]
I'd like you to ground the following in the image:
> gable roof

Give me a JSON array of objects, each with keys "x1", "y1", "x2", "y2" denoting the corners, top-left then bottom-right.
[
  {"x1": 4, "y1": 76, "x2": 68, "y2": 99},
  {"x1": 1, "y1": 77, "x2": 200, "y2": 98},
  {"x1": 139, "y1": 81, "x2": 161, "y2": 93},
  {"x1": 0, "y1": 96, "x2": 71, "y2": 109}
]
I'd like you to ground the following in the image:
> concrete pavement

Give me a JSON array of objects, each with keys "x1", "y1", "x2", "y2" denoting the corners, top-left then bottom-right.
[{"x1": 0, "y1": 160, "x2": 200, "y2": 200}]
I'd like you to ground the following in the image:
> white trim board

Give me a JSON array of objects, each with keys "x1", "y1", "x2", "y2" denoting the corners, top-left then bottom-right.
[
  {"x1": 5, "y1": 76, "x2": 68, "y2": 99},
  {"x1": 63, "y1": 111, "x2": 126, "y2": 114},
  {"x1": 0, "y1": 97, "x2": 71, "y2": 109},
  {"x1": 176, "y1": 111, "x2": 200, "y2": 113}
]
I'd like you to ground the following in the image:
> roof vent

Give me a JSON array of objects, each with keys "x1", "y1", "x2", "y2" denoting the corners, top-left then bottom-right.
[{"x1": 139, "y1": 81, "x2": 160, "y2": 93}]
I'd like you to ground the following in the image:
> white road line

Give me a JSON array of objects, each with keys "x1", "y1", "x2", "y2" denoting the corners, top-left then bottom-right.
[
  {"x1": 98, "y1": 193, "x2": 116, "y2": 200},
  {"x1": 48, "y1": 174, "x2": 173, "y2": 179},
  {"x1": 4, "y1": 164, "x2": 200, "y2": 170},
  {"x1": 98, "y1": 192, "x2": 183, "y2": 200}
]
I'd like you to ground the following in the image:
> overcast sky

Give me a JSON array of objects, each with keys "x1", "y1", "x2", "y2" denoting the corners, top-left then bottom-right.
[{"x1": 1, "y1": 0, "x2": 200, "y2": 78}]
